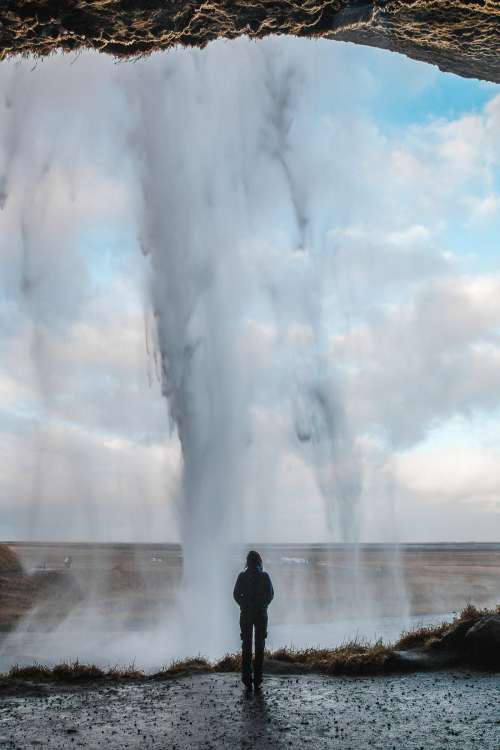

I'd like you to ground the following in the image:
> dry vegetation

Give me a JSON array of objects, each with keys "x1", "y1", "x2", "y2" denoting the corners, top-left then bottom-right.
[
  {"x1": 4, "y1": 604, "x2": 499, "y2": 684},
  {"x1": 8, "y1": 660, "x2": 144, "y2": 682},
  {"x1": 0, "y1": 1, "x2": 499, "y2": 83},
  {"x1": 0, "y1": 546, "x2": 23, "y2": 574},
  {"x1": 0, "y1": 544, "x2": 36, "y2": 630}
]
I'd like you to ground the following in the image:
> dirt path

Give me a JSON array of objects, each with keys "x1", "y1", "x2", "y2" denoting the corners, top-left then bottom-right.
[{"x1": 0, "y1": 671, "x2": 499, "y2": 749}]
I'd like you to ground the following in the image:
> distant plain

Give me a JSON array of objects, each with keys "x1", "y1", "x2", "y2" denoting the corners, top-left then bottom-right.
[{"x1": 3, "y1": 541, "x2": 499, "y2": 627}]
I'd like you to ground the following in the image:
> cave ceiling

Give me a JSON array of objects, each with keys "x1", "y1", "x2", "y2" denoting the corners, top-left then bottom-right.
[{"x1": 0, "y1": 1, "x2": 499, "y2": 83}]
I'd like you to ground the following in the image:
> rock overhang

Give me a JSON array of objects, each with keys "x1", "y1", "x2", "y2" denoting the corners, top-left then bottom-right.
[{"x1": 0, "y1": 1, "x2": 499, "y2": 83}]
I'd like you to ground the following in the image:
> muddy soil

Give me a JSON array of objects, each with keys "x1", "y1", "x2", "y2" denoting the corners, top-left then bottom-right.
[{"x1": 0, "y1": 671, "x2": 498, "y2": 749}]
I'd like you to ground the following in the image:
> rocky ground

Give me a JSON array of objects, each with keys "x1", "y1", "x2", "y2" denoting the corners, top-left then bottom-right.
[
  {"x1": 0, "y1": 1, "x2": 499, "y2": 83},
  {"x1": 0, "y1": 671, "x2": 499, "y2": 749}
]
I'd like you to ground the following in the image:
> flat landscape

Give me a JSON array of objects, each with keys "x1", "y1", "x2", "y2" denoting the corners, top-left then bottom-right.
[{"x1": 1, "y1": 542, "x2": 499, "y2": 635}]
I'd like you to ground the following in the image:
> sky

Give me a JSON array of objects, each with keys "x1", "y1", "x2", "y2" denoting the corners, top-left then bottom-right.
[{"x1": 0, "y1": 37, "x2": 500, "y2": 544}]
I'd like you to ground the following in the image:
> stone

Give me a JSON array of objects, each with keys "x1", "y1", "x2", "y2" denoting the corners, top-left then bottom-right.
[
  {"x1": 464, "y1": 615, "x2": 500, "y2": 666},
  {"x1": 434, "y1": 618, "x2": 480, "y2": 651}
]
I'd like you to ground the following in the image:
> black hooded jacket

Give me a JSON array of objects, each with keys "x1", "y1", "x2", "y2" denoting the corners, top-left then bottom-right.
[{"x1": 233, "y1": 568, "x2": 274, "y2": 615}]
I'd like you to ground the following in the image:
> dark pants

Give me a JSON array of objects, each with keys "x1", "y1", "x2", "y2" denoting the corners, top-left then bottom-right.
[{"x1": 240, "y1": 610, "x2": 268, "y2": 685}]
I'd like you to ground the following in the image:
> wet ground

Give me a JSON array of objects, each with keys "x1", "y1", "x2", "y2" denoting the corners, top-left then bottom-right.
[{"x1": 0, "y1": 671, "x2": 498, "y2": 749}]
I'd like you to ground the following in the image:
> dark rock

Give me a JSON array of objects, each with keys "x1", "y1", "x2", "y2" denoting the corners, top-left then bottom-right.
[
  {"x1": 334, "y1": 1, "x2": 500, "y2": 83},
  {"x1": 433, "y1": 618, "x2": 480, "y2": 651},
  {"x1": 0, "y1": 1, "x2": 499, "y2": 83},
  {"x1": 386, "y1": 647, "x2": 458, "y2": 671},
  {"x1": 464, "y1": 615, "x2": 500, "y2": 667}
]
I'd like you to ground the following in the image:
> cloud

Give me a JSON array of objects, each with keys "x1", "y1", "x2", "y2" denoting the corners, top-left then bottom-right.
[
  {"x1": 332, "y1": 274, "x2": 500, "y2": 446},
  {"x1": 467, "y1": 193, "x2": 500, "y2": 221},
  {"x1": 393, "y1": 445, "x2": 500, "y2": 506},
  {"x1": 0, "y1": 420, "x2": 180, "y2": 542}
]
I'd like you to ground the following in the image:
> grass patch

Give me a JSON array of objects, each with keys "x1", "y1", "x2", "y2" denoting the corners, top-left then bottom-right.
[
  {"x1": 9, "y1": 660, "x2": 144, "y2": 682},
  {"x1": 459, "y1": 602, "x2": 500, "y2": 620},
  {"x1": 394, "y1": 623, "x2": 451, "y2": 650},
  {"x1": 155, "y1": 656, "x2": 211, "y2": 676},
  {"x1": 265, "y1": 639, "x2": 391, "y2": 675},
  {"x1": 214, "y1": 653, "x2": 241, "y2": 672}
]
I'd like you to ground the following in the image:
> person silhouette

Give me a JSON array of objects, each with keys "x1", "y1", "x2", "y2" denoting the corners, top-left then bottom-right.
[{"x1": 233, "y1": 550, "x2": 274, "y2": 689}]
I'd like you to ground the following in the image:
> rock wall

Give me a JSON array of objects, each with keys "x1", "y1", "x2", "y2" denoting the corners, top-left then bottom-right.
[{"x1": 0, "y1": 1, "x2": 499, "y2": 83}]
